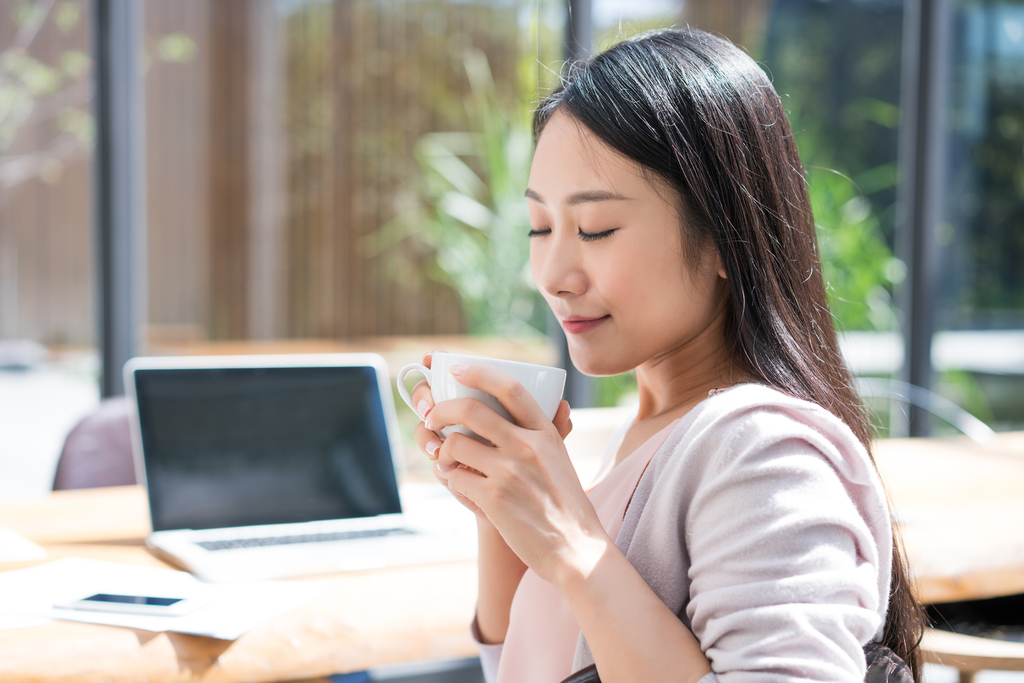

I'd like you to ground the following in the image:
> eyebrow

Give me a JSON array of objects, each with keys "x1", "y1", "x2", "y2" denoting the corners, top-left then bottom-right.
[{"x1": 525, "y1": 188, "x2": 631, "y2": 206}]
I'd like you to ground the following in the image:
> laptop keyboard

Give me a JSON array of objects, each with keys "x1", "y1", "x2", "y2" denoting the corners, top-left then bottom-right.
[{"x1": 196, "y1": 527, "x2": 416, "y2": 552}]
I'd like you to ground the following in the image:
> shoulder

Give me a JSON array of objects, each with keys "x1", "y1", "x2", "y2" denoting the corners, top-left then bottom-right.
[
  {"x1": 637, "y1": 383, "x2": 892, "y2": 557},
  {"x1": 662, "y1": 383, "x2": 877, "y2": 491},
  {"x1": 691, "y1": 383, "x2": 863, "y2": 451},
  {"x1": 616, "y1": 384, "x2": 893, "y2": 646}
]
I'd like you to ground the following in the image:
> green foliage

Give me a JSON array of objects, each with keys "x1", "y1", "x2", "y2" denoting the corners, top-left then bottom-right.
[
  {"x1": 157, "y1": 34, "x2": 198, "y2": 65},
  {"x1": 763, "y1": 2, "x2": 906, "y2": 333},
  {"x1": 594, "y1": 371, "x2": 638, "y2": 408},
  {"x1": 54, "y1": 1, "x2": 81, "y2": 34},
  {"x1": 785, "y1": 88, "x2": 905, "y2": 333},
  {"x1": 807, "y1": 164, "x2": 905, "y2": 332},
  {"x1": 367, "y1": 49, "x2": 544, "y2": 337},
  {"x1": 937, "y1": 369, "x2": 994, "y2": 427}
]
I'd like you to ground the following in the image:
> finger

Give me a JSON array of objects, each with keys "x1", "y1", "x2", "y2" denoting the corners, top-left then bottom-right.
[
  {"x1": 422, "y1": 348, "x2": 449, "y2": 370},
  {"x1": 435, "y1": 431, "x2": 492, "y2": 476},
  {"x1": 410, "y1": 380, "x2": 435, "y2": 420},
  {"x1": 409, "y1": 350, "x2": 451, "y2": 418},
  {"x1": 448, "y1": 364, "x2": 549, "y2": 430},
  {"x1": 553, "y1": 400, "x2": 573, "y2": 440},
  {"x1": 425, "y1": 397, "x2": 514, "y2": 448},
  {"x1": 445, "y1": 461, "x2": 487, "y2": 505},
  {"x1": 414, "y1": 421, "x2": 443, "y2": 460},
  {"x1": 432, "y1": 460, "x2": 450, "y2": 488}
]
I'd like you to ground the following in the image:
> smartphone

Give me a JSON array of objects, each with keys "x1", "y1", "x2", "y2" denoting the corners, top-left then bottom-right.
[{"x1": 53, "y1": 592, "x2": 207, "y2": 617}]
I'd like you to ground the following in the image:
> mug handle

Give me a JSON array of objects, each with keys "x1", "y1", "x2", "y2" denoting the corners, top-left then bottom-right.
[{"x1": 397, "y1": 363, "x2": 431, "y2": 418}]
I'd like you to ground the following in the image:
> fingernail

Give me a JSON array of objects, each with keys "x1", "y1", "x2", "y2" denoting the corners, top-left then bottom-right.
[
  {"x1": 425, "y1": 441, "x2": 440, "y2": 458},
  {"x1": 449, "y1": 364, "x2": 467, "y2": 376},
  {"x1": 417, "y1": 399, "x2": 430, "y2": 418},
  {"x1": 438, "y1": 461, "x2": 456, "y2": 473}
]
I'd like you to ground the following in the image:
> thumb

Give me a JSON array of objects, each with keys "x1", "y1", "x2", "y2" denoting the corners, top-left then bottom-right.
[{"x1": 553, "y1": 400, "x2": 572, "y2": 440}]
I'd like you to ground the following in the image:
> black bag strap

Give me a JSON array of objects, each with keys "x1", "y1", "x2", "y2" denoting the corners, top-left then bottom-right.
[
  {"x1": 558, "y1": 642, "x2": 913, "y2": 683},
  {"x1": 559, "y1": 663, "x2": 599, "y2": 683}
]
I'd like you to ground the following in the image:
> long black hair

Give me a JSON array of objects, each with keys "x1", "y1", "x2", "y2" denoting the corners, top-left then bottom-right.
[{"x1": 534, "y1": 27, "x2": 924, "y2": 680}]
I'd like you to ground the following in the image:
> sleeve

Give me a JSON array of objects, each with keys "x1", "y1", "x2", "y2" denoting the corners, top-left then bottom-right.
[
  {"x1": 470, "y1": 616, "x2": 503, "y2": 683},
  {"x1": 683, "y1": 414, "x2": 888, "y2": 682}
]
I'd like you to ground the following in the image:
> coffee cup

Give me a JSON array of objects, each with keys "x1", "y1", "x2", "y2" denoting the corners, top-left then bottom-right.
[{"x1": 397, "y1": 352, "x2": 567, "y2": 443}]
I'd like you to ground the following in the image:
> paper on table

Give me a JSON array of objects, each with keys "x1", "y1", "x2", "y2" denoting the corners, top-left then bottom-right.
[
  {"x1": 0, "y1": 527, "x2": 47, "y2": 562},
  {"x1": 0, "y1": 615, "x2": 51, "y2": 632},
  {"x1": 0, "y1": 557, "x2": 324, "y2": 640}
]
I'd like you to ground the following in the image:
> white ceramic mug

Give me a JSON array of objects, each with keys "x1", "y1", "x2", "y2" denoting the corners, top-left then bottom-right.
[{"x1": 397, "y1": 352, "x2": 567, "y2": 442}]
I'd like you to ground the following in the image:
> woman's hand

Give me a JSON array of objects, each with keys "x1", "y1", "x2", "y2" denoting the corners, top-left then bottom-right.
[
  {"x1": 410, "y1": 353, "x2": 573, "y2": 521},
  {"x1": 423, "y1": 362, "x2": 605, "y2": 586}
]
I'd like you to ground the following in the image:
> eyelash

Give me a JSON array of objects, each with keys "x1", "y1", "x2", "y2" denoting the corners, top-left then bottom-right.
[
  {"x1": 527, "y1": 228, "x2": 618, "y2": 241},
  {"x1": 578, "y1": 228, "x2": 617, "y2": 242}
]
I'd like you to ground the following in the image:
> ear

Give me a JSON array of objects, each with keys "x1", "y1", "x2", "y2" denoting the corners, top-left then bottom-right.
[{"x1": 713, "y1": 252, "x2": 727, "y2": 280}]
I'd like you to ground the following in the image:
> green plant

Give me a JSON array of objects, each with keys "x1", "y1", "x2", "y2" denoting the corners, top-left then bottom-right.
[
  {"x1": 786, "y1": 93, "x2": 905, "y2": 333},
  {"x1": 366, "y1": 48, "x2": 544, "y2": 337},
  {"x1": 594, "y1": 371, "x2": 638, "y2": 408},
  {"x1": 807, "y1": 163, "x2": 905, "y2": 332}
]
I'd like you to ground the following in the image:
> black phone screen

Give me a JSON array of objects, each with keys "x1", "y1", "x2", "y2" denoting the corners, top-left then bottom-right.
[{"x1": 83, "y1": 594, "x2": 182, "y2": 606}]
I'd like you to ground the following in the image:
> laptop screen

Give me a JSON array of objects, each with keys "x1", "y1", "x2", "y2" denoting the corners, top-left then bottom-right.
[{"x1": 133, "y1": 365, "x2": 402, "y2": 532}]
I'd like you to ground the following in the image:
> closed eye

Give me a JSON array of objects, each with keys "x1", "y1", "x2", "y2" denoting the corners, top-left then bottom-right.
[
  {"x1": 578, "y1": 228, "x2": 617, "y2": 242},
  {"x1": 528, "y1": 228, "x2": 551, "y2": 238}
]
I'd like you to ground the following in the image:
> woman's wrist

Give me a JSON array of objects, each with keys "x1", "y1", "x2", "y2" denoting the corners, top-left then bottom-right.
[
  {"x1": 557, "y1": 540, "x2": 713, "y2": 683},
  {"x1": 550, "y1": 526, "x2": 617, "y2": 597},
  {"x1": 475, "y1": 511, "x2": 499, "y2": 536},
  {"x1": 475, "y1": 516, "x2": 528, "y2": 645}
]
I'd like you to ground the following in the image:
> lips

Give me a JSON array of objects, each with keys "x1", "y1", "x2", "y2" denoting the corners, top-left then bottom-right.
[{"x1": 561, "y1": 315, "x2": 610, "y2": 334}]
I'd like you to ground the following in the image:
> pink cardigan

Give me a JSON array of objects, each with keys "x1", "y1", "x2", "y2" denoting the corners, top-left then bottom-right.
[{"x1": 478, "y1": 384, "x2": 891, "y2": 683}]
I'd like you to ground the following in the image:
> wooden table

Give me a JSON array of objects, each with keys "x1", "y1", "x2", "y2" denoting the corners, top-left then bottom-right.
[
  {"x1": 873, "y1": 431, "x2": 1024, "y2": 604},
  {"x1": 0, "y1": 486, "x2": 479, "y2": 683},
  {"x1": 1, "y1": 431, "x2": 1022, "y2": 682}
]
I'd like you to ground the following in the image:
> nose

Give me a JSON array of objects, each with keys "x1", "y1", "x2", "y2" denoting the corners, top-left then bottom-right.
[{"x1": 531, "y1": 228, "x2": 588, "y2": 300}]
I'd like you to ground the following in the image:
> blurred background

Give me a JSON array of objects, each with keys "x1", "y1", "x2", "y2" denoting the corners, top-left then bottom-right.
[{"x1": 1, "y1": 0, "x2": 1022, "y2": 501}]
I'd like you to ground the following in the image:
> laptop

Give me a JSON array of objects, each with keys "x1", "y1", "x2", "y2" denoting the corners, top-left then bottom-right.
[{"x1": 123, "y1": 354, "x2": 476, "y2": 582}]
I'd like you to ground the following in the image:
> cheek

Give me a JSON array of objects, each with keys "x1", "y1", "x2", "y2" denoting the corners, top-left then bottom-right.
[{"x1": 599, "y1": 247, "x2": 677, "y2": 314}]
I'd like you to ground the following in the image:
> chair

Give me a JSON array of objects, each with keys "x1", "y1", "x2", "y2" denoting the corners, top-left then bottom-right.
[
  {"x1": 921, "y1": 628, "x2": 1024, "y2": 683},
  {"x1": 855, "y1": 377, "x2": 996, "y2": 444},
  {"x1": 52, "y1": 396, "x2": 136, "y2": 490}
]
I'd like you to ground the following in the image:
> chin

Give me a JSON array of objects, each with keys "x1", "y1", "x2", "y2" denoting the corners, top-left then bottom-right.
[{"x1": 566, "y1": 345, "x2": 634, "y2": 377}]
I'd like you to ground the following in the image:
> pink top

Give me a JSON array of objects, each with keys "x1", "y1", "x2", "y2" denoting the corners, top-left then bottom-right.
[{"x1": 495, "y1": 419, "x2": 680, "y2": 683}]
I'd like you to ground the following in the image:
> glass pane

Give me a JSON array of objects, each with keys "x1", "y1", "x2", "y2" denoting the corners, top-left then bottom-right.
[
  {"x1": 682, "y1": 0, "x2": 1024, "y2": 434},
  {"x1": 0, "y1": 0, "x2": 100, "y2": 499},
  {"x1": 937, "y1": 0, "x2": 1024, "y2": 432},
  {"x1": 759, "y1": 0, "x2": 907, "y2": 435}
]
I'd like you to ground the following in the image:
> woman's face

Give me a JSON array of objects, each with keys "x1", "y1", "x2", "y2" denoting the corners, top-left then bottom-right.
[{"x1": 527, "y1": 111, "x2": 728, "y2": 377}]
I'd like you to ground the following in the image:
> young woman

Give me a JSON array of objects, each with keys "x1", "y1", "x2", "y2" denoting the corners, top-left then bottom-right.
[{"x1": 407, "y1": 28, "x2": 923, "y2": 683}]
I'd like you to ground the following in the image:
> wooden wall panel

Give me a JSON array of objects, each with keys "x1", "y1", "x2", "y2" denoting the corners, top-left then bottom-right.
[
  {"x1": 144, "y1": 0, "x2": 209, "y2": 344},
  {"x1": 1, "y1": 0, "x2": 534, "y2": 346},
  {"x1": 206, "y1": 0, "x2": 251, "y2": 341}
]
